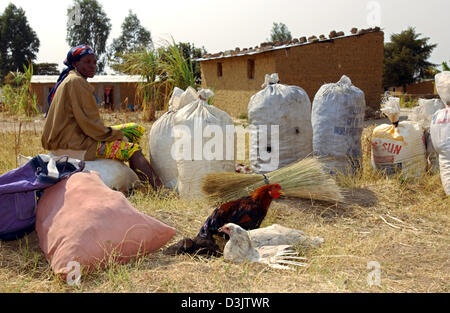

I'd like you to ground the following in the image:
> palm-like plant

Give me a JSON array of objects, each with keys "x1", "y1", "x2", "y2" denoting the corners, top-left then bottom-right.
[
  {"x1": 117, "y1": 39, "x2": 199, "y2": 121},
  {"x1": 159, "y1": 39, "x2": 197, "y2": 91},
  {"x1": 119, "y1": 49, "x2": 168, "y2": 121},
  {"x1": 2, "y1": 62, "x2": 39, "y2": 116},
  {"x1": 442, "y1": 61, "x2": 450, "y2": 71}
]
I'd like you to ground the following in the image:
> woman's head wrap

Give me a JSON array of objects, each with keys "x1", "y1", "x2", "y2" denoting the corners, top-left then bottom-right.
[{"x1": 47, "y1": 44, "x2": 95, "y2": 113}]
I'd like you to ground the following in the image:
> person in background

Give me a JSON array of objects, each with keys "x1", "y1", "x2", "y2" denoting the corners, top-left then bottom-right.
[{"x1": 42, "y1": 44, "x2": 162, "y2": 190}]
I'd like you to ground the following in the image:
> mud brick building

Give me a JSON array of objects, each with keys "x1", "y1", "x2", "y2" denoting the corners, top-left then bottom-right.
[
  {"x1": 198, "y1": 28, "x2": 384, "y2": 118},
  {"x1": 30, "y1": 75, "x2": 144, "y2": 113}
]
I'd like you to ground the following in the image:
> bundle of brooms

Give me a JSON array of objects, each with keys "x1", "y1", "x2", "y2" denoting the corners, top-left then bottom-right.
[{"x1": 202, "y1": 157, "x2": 344, "y2": 203}]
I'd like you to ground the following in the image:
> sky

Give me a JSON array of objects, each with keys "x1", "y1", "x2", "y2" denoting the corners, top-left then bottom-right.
[{"x1": 1, "y1": 0, "x2": 449, "y2": 73}]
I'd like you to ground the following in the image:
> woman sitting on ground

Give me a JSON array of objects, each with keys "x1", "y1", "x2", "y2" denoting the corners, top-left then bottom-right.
[{"x1": 41, "y1": 44, "x2": 162, "y2": 189}]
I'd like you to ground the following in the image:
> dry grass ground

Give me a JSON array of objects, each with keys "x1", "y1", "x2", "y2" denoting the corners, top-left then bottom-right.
[{"x1": 0, "y1": 112, "x2": 448, "y2": 293}]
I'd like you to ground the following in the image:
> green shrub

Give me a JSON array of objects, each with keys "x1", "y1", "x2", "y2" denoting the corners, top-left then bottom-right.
[{"x1": 2, "y1": 63, "x2": 39, "y2": 117}]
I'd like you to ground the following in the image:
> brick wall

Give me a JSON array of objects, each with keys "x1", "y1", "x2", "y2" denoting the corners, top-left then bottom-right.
[
  {"x1": 405, "y1": 81, "x2": 436, "y2": 95},
  {"x1": 201, "y1": 53, "x2": 276, "y2": 117},
  {"x1": 31, "y1": 83, "x2": 53, "y2": 113},
  {"x1": 200, "y1": 31, "x2": 384, "y2": 118}
]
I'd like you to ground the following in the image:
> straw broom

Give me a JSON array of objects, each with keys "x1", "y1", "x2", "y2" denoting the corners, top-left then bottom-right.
[{"x1": 202, "y1": 157, "x2": 344, "y2": 203}]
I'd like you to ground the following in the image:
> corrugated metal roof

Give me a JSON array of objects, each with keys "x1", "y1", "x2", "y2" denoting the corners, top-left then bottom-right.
[
  {"x1": 31, "y1": 75, "x2": 144, "y2": 83},
  {"x1": 196, "y1": 28, "x2": 382, "y2": 62}
]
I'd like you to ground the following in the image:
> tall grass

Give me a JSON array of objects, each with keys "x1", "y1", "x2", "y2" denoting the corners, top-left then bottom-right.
[
  {"x1": 117, "y1": 39, "x2": 198, "y2": 121},
  {"x1": 159, "y1": 39, "x2": 197, "y2": 91},
  {"x1": 1, "y1": 63, "x2": 39, "y2": 117}
]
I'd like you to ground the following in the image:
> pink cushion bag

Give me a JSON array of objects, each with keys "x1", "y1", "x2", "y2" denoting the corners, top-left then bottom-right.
[{"x1": 36, "y1": 171, "x2": 176, "y2": 277}]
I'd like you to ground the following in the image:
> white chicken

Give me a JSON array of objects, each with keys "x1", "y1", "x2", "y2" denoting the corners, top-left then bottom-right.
[{"x1": 219, "y1": 223, "x2": 323, "y2": 270}]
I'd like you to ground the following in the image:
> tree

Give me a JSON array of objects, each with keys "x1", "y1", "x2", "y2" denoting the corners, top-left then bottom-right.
[
  {"x1": 34, "y1": 63, "x2": 59, "y2": 75},
  {"x1": 269, "y1": 22, "x2": 292, "y2": 42},
  {"x1": 0, "y1": 3, "x2": 40, "y2": 83},
  {"x1": 66, "y1": 0, "x2": 111, "y2": 73},
  {"x1": 109, "y1": 10, "x2": 152, "y2": 72},
  {"x1": 383, "y1": 27, "x2": 437, "y2": 89}
]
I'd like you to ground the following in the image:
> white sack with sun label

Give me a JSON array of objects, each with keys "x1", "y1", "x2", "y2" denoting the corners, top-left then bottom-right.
[
  {"x1": 430, "y1": 108, "x2": 450, "y2": 195},
  {"x1": 371, "y1": 97, "x2": 426, "y2": 177},
  {"x1": 248, "y1": 73, "x2": 313, "y2": 174},
  {"x1": 311, "y1": 75, "x2": 365, "y2": 175},
  {"x1": 435, "y1": 71, "x2": 450, "y2": 106},
  {"x1": 149, "y1": 87, "x2": 198, "y2": 189},
  {"x1": 409, "y1": 98, "x2": 445, "y2": 172},
  {"x1": 172, "y1": 89, "x2": 235, "y2": 199}
]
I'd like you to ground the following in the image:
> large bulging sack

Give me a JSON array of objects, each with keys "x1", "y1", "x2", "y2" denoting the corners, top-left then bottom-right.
[
  {"x1": 19, "y1": 154, "x2": 139, "y2": 193},
  {"x1": 36, "y1": 172, "x2": 176, "y2": 279},
  {"x1": 409, "y1": 98, "x2": 445, "y2": 172},
  {"x1": 371, "y1": 97, "x2": 426, "y2": 177},
  {"x1": 248, "y1": 73, "x2": 313, "y2": 173},
  {"x1": 430, "y1": 108, "x2": 450, "y2": 195},
  {"x1": 435, "y1": 71, "x2": 450, "y2": 106},
  {"x1": 149, "y1": 87, "x2": 198, "y2": 189},
  {"x1": 311, "y1": 75, "x2": 366, "y2": 174},
  {"x1": 172, "y1": 89, "x2": 235, "y2": 199}
]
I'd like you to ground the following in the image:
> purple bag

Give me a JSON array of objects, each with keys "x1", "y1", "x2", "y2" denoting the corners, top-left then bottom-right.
[{"x1": 0, "y1": 155, "x2": 84, "y2": 241}]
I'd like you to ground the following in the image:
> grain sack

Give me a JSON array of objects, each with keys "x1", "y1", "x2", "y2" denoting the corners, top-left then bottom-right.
[
  {"x1": 435, "y1": 71, "x2": 450, "y2": 106},
  {"x1": 248, "y1": 73, "x2": 313, "y2": 174},
  {"x1": 18, "y1": 154, "x2": 139, "y2": 193},
  {"x1": 149, "y1": 87, "x2": 197, "y2": 189},
  {"x1": 409, "y1": 98, "x2": 445, "y2": 172},
  {"x1": 430, "y1": 109, "x2": 450, "y2": 195},
  {"x1": 311, "y1": 75, "x2": 365, "y2": 174},
  {"x1": 371, "y1": 97, "x2": 426, "y2": 177},
  {"x1": 173, "y1": 89, "x2": 235, "y2": 199}
]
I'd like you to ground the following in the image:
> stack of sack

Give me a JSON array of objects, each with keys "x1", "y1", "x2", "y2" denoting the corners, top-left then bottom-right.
[
  {"x1": 371, "y1": 97, "x2": 426, "y2": 177},
  {"x1": 2, "y1": 155, "x2": 177, "y2": 282},
  {"x1": 430, "y1": 72, "x2": 450, "y2": 195},
  {"x1": 172, "y1": 89, "x2": 236, "y2": 199},
  {"x1": 311, "y1": 75, "x2": 366, "y2": 175},
  {"x1": 409, "y1": 98, "x2": 445, "y2": 172},
  {"x1": 248, "y1": 73, "x2": 313, "y2": 173},
  {"x1": 149, "y1": 87, "x2": 198, "y2": 189}
]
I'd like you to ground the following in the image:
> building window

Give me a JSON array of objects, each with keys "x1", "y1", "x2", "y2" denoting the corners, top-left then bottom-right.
[
  {"x1": 247, "y1": 59, "x2": 255, "y2": 79},
  {"x1": 217, "y1": 62, "x2": 223, "y2": 77}
]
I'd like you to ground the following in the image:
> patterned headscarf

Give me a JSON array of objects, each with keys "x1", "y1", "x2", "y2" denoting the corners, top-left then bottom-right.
[{"x1": 47, "y1": 44, "x2": 95, "y2": 113}]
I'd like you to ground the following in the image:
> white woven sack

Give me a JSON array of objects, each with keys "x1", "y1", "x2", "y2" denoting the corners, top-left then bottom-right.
[
  {"x1": 435, "y1": 72, "x2": 450, "y2": 106},
  {"x1": 311, "y1": 75, "x2": 366, "y2": 174},
  {"x1": 149, "y1": 87, "x2": 198, "y2": 189},
  {"x1": 173, "y1": 89, "x2": 235, "y2": 199},
  {"x1": 430, "y1": 108, "x2": 450, "y2": 195},
  {"x1": 409, "y1": 98, "x2": 445, "y2": 172},
  {"x1": 371, "y1": 97, "x2": 426, "y2": 177},
  {"x1": 248, "y1": 73, "x2": 313, "y2": 174}
]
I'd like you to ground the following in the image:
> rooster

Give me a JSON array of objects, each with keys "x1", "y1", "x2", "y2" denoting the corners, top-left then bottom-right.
[{"x1": 163, "y1": 183, "x2": 282, "y2": 256}]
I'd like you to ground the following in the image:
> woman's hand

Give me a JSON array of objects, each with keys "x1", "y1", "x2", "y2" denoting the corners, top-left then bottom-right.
[{"x1": 122, "y1": 136, "x2": 129, "y2": 143}]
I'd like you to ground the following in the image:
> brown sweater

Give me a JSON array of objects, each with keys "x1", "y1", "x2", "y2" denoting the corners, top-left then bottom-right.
[{"x1": 42, "y1": 70, "x2": 124, "y2": 160}]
